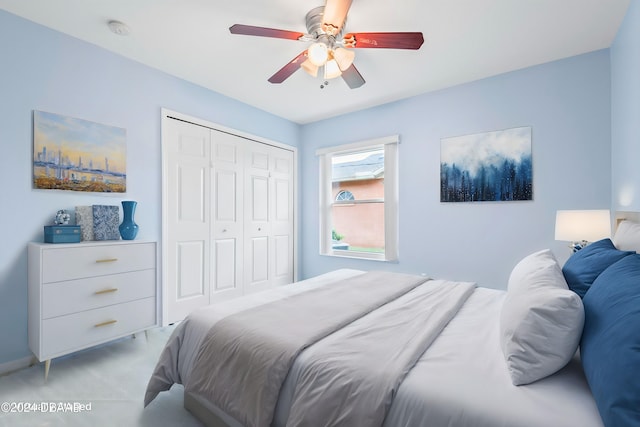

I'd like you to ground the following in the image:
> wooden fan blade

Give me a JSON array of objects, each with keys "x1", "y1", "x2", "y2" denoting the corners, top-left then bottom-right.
[
  {"x1": 343, "y1": 32, "x2": 424, "y2": 49},
  {"x1": 341, "y1": 64, "x2": 365, "y2": 89},
  {"x1": 322, "y1": 0, "x2": 353, "y2": 35},
  {"x1": 268, "y1": 51, "x2": 308, "y2": 84},
  {"x1": 229, "y1": 24, "x2": 304, "y2": 41}
]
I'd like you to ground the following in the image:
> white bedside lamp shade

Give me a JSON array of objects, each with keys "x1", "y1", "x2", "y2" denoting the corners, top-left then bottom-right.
[{"x1": 555, "y1": 210, "x2": 611, "y2": 243}]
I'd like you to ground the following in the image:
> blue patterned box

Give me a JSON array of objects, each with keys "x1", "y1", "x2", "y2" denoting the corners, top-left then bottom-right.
[
  {"x1": 44, "y1": 225, "x2": 81, "y2": 243},
  {"x1": 92, "y1": 205, "x2": 120, "y2": 240}
]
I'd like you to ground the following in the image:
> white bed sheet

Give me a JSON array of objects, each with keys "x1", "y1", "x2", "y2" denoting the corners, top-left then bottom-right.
[
  {"x1": 385, "y1": 287, "x2": 603, "y2": 427},
  {"x1": 149, "y1": 270, "x2": 603, "y2": 427}
]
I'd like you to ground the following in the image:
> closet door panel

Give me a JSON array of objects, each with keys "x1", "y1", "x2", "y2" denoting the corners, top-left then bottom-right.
[
  {"x1": 269, "y1": 147, "x2": 294, "y2": 286},
  {"x1": 164, "y1": 120, "x2": 211, "y2": 324},
  {"x1": 274, "y1": 235, "x2": 291, "y2": 279},
  {"x1": 251, "y1": 150, "x2": 270, "y2": 171},
  {"x1": 177, "y1": 241, "x2": 206, "y2": 298},
  {"x1": 244, "y1": 143, "x2": 272, "y2": 293},
  {"x1": 215, "y1": 171, "x2": 237, "y2": 222},
  {"x1": 251, "y1": 176, "x2": 269, "y2": 221},
  {"x1": 249, "y1": 236, "x2": 269, "y2": 285},
  {"x1": 211, "y1": 131, "x2": 244, "y2": 300},
  {"x1": 213, "y1": 238, "x2": 237, "y2": 291}
]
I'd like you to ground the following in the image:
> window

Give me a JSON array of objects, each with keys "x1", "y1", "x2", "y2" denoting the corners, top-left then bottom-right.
[
  {"x1": 317, "y1": 135, "x2": 399, "y2": 261},
  {"x1": 335, "y1": 190, "x2": 355, "y2": 201}
]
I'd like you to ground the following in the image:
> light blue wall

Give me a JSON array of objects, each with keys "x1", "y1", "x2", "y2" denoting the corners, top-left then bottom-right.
[
  {"x1": 0, "y1": 10, "x2": 299, "y2": 366},
  {"x1": 611, "y1": 0, "x2": 640, "y2": 210},
  {"x1": 300, "y1": 50, "x2": 612, "y2": 287},
  {"x1": 1, "y1": 5, "x2": 631, "y2": 368}
]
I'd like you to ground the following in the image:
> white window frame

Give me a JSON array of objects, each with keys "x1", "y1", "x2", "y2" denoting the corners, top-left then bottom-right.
[{"x1": 317, "y1": 135, "x2": 399, "y2": 261}]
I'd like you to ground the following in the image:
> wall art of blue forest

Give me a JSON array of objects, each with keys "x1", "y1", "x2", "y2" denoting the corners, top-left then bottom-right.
[
  {"x1": 440, "y1": 126, "x2": 532, "y2": 203},
  {"x1": 33, "y1": 110, "x2": 126, "y2": 193}
]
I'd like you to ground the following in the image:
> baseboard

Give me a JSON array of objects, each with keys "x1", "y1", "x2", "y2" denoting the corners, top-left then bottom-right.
[
  {"x1": 0, "y1": 355, "x2": 37, "y2": 377},
  {"x1": 0, "y1": 333, "x2": 151, "y2": 377}
]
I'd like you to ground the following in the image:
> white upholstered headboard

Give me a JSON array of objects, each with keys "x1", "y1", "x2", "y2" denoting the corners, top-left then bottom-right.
[
  {"x1": 613, "y1": 211, "x2": 640, "y2": 253},
  {"x1": 615, "y1": 210, "x2": 640, "y2": 228}
]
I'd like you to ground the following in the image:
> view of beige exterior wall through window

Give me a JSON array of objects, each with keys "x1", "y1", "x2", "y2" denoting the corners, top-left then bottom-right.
[{"x1": 331, "y1": 149, "x2": 385, "y2": 253}]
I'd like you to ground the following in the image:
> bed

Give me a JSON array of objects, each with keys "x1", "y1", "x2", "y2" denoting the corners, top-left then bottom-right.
[{"x1": 144, "y1": 219, "x2": 640, "y2": 427}]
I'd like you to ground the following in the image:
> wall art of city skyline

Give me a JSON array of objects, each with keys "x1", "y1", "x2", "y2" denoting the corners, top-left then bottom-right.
[
  {"x1": 440, "y1": 126, "x2": 532, "y2": 202},
  {"x1": 33, "y1": 110, "x2": 126, "y2": 193}
]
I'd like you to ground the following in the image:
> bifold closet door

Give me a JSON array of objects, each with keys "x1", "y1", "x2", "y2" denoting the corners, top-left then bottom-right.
[
  {"x1": 164, "y1": 114, "x2": 295, "y2": 324},
  {"x1": 269, "y1": 146, "x2": 294, "y2": 287},
  {"x1": 244, "y1": 142, "x2": 294, "y2": 293},
  {"x1": 244, "y1": 142, "x2": 271, "y2": 293},
  {"x1": 164, "y1": 119, "x2": 211, "y2": 324},
  {"x1": 210, "y1": 131, "x2": 244, "y2": 301}
]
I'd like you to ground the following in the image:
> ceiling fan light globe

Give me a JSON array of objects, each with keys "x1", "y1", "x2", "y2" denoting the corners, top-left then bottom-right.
[
  {"x1": 324, "y1": 59, "x2": 342, "y2": 80},
  {"x1": 301, "y1": 59, "x2": 319, "y2": 77},
  {"x1": 333, "y1": 47, "x2": 355, "y2": 71},
  {"x1": 307, "y1": 42, "x2": 329, "y2": 66}
]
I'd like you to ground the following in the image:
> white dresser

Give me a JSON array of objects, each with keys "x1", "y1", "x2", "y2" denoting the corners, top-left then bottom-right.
[{"x1": 28, "y1": 240, "x2": 158, "y2": 378}]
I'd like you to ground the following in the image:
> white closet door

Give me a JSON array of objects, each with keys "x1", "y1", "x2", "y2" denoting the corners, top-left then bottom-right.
[
  {"x1": 211, "y1": 131, "x2": 244, "y2": 300},
  {"x1": 162, "y1": 110, "x2": 296, "y2": 323},
  {"x1": 244, "y1": 142, "x2": 295, "y2": 291},
  {"x1": 244, "y1": 141, "x2": 272, "y2": 293},
  {"x1": 269, "y1": 146, "x2": 295, "y2": 287},
  {"x1": 164, "y1": 119, "x2": 211, "y2": 324}
]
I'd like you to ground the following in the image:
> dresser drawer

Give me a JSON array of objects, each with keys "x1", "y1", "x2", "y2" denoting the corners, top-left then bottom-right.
[
  {"x1": 40, "y1": 297, "x2": 156, "y2": 360},
  {"x1": 42, "y1": 269, "x2": 156, "y2": 319},
  {"x1": 41, "y1": 242, "x2": 156, "y2": 283}
]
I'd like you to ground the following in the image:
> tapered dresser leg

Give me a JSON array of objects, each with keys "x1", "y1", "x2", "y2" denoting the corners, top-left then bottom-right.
[{"x1": 44, "y1": 359, "x2": 50, "y2": 382}]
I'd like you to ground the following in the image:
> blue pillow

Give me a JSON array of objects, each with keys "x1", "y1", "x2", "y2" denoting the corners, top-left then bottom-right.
[
  {"x1": 581, "y1": 254, "x2": 640, "y2": 426},
  {"x1": 562, "y1": 238, "x2": 634, "y2": 298}
]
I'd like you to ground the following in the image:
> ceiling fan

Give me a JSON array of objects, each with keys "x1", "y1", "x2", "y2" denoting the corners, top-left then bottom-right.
[{"x1": 229, "y1": 0, "x2": 424, "y2": 89}]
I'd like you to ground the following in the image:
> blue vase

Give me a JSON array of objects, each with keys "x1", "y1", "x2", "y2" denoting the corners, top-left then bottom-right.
[{"x1": 119, "y1": 201, "x2": 139, "y2": 240}]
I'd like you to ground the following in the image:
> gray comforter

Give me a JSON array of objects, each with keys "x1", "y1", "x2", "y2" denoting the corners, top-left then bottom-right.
[
  {"x1": 282, "y1": 278, "x2": 475, "y2": 427},
  {"x1": 182, "y1": 271, "x2": 475, "y2": 427}
]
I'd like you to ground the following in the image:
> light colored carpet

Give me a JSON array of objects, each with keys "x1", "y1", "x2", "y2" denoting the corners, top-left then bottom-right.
[{"x1": 0, "y1": 326, "x2": 203, "y2": 427}]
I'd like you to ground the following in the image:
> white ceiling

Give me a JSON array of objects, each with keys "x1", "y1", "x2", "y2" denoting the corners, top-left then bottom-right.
[{"x1": 0, "y1": 0, "x2": 630, "y2": 124}]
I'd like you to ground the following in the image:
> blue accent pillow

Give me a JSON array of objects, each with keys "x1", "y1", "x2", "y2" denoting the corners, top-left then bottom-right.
[
  {"x1": 581, "y1": 254, "x2": 640, "y2": 426},
  {"x1": 562, "y1": 238, "x2": 634, "y2": 298}
]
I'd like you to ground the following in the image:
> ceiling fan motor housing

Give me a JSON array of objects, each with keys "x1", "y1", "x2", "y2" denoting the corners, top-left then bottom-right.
[{"x1": 306, "y1": 6, "x2": 345, "y2": 40}]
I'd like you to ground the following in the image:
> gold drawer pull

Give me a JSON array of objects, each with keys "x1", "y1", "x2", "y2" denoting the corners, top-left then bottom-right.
[
  {"x1": 95, "y1": 258, "x2": 118, "y2": 263},
  {"x1": 94, "y1": 320, "x2": 117, "y2": 328},
  {"x1": 94, "y1": 288, "x2": 118, "y2": 295}
]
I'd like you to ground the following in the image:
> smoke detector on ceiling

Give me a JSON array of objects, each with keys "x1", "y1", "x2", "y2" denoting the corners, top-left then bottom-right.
[{"x1": 108, "y1": 20, "x2": 130, "y2": 36}]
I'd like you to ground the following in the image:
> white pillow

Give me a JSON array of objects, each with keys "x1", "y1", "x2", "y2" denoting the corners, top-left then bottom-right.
[
  {"x1": 499, "y1": 249, "x2": 585, "y2": 385},
  {"x1": 613, "y1": 220, "x2": 640, "y2": 253}
]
